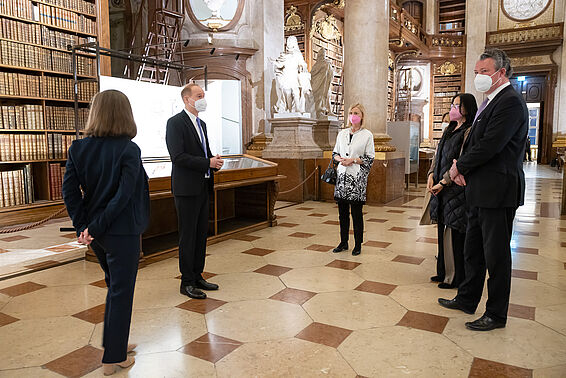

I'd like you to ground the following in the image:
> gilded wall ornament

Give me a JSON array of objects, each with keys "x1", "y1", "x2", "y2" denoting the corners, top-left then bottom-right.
[
  {"x1": 310, "y1": 14, "x2": 341, "y2": 42},
  {"x1": 438, "y1": 61, "x2": 457, "y2": 75},
  {"x1": 285, "y1": 6, "x2": 304, "y2": 32}
]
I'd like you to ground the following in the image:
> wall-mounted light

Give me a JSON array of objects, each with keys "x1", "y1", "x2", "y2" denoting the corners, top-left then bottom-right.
[{"x1": 517, "y1": 76, "x2": 526, "y2": 82}]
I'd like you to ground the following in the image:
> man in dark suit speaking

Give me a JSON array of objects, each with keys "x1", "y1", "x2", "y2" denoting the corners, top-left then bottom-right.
[
  {"x1": 166, "y1": 83, "x2": 223, "y2": 299},
  {"x1": 438, "y1": 48, "x2": 528, "y2": 331}
]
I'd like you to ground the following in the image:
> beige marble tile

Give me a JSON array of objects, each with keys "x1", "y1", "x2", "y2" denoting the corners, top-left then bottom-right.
[
  {"x1": 0, "y1": 316, "x2": 94, "y2": 370},
  {"x1": 443, "y1": 317, "x2": 566, "y2": 369},
  {"x1": 205, "y1": 272, "x2": 285, "y2": 302},
  {"x1": 0, "y1": 367, "x2": 64, "y2": 377},
  {"x1": 510, "y1": 278, "x2": 566, "y2": 308},
  {"x1": 83, "y1": 351, "x2": 215, "y2": 378},
  {"x1": 538, "y1": 270, "x2": 566, "y2": 291},
  {"x1": 303, "y1": 290, "x2": 406, "y2": 330},
  {"x1": 203, "y1": 253, "x2": 267, "y2": 274},
  {"x1": 90, "y1": 307, "x2": 207, "y2": 355},
  {"x1": 338, "y1": 326, "x2": 473, "y2": 377},
  {"x1": 2, "y1": 285, "x2": 105, "y2": 320},
  {"x1": 511, "y1": 254, "x2": 564, "y2": 273},
  {"x1": 0, "y1": 293, "x2": 9, "y2": 311},
  {"x1": 216, "y1": 338, "x2": 356, "y2": 377},
  {"x1": 132, "y1": 278, "x2": 187, "y2": 310},
  {"x1": 389, "y1": 283, "x2": 487, "y2": 318},
  {"x1": 250, "y1": 236, "x2": 313, "y2": 251},
  {"x1": 533, "y1": 364, "x2": 566, "y2": 378},
  {"x1": 15, "y1": 261, "x2": 104, "y2": 287},
  {"x1": 263, "y1": 249, "x2": 334, "y2": 268},
  {"x1": 353, "y1": 260, "x2": 431, "y2": 286},
  {"x1": 329, "y1": 248, "x2": 397, "y2": 264},
  {"x1": 206, "y1": 299, "x2": 312, "y2": 342},
  {"x1": 280, "y1": 267, "x2": 364, "y2": 293},
  {"x1": 136, "y1": 258, "x2": 179, "y2": 281},
  {"x1": 206, "y1": 239, "x2": 255, "y2": 255},
  {"x1": 536, "y1": 303, "x2": 566, "y2": 336}
]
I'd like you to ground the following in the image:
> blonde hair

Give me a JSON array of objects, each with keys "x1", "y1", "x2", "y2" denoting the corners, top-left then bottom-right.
[
  {"x1": 85, "y1": 90, "x2": 137, "y2": 138},
  {"x1": 346, "y1": 103, "x2": 366, "y2": 128}
]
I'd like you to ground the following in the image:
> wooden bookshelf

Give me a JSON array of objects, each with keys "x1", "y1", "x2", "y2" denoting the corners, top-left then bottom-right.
[
  {"x1": 438, "y1": 0, "x2": 466, "y2": 36},
  {"x1": 430, "y1": 59, "x2": 464, "y2": 147},
  {"x1": 0, "y1": 0, "x2": 98, "y2": 220}
]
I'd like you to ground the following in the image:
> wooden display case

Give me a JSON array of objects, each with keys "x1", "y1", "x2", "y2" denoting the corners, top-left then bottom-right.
[{"x1": 87, "y1": 155, "x2": 284, "y2": 266}]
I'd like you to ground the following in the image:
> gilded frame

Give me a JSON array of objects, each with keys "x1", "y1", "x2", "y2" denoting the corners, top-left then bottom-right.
[
  {"x1": 186, "y1": 0, "x2": 245, "y2": 32},
  {"x1": 500, "y1": 0, "x2": 552, "y2": 23}
]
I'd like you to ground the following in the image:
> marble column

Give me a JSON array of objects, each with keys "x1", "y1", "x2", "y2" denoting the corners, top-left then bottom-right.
[
  {"x1": 464, "y1": 0, "x2": 489, "y2": 99},
  {"x1": 344, "y1": 0, "x2": 394, "y2": 152}
]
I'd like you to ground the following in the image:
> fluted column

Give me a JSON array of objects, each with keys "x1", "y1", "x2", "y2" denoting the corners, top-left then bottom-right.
[
  {"x1": 344, "y1": 0, "x2": 395, "y2": 151},
  {"x1": 464, "y1": 0, "x2": 489, "y2": 99}
]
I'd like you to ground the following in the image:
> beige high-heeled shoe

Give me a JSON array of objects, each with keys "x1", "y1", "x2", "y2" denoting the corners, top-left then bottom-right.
[
  {"x1": 103, "y1": 355, "x2": 135, "y2": 376},
  {"x1": 127, "y1": 343, "x2": 137, "y2": 353}
]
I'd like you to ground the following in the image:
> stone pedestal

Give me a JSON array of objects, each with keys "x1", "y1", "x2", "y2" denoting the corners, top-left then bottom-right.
[
  {"x1": 246, "y1": 133, "x2": 273, "y2": 157},
  {"x1": 262, "y1": 117, "x2": 322, "y2": 159},
  {"x1": 313, "y1": 118, "x2": 341, "y2": 151}
]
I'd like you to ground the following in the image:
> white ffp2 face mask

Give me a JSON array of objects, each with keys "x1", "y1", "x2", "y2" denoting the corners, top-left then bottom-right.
[
  {"x1": 474, "y1": 70, "x2": 502, "y2": 93},
  {"x1": 194, "y1": 98, "x2": 207, "y2": 112}
]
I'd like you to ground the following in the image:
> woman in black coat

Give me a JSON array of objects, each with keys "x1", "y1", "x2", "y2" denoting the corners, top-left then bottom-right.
[
  {"x1": 63, "y1": 90, "x2": 149, "y2": 375},
  {"x1": 427, "y1": 93, "x2": 477, "y2": 289}
]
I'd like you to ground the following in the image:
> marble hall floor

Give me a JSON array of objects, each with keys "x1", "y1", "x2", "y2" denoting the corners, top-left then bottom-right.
[{"x1": 0, "y1": 163, "x2": 565, "y2": 377}]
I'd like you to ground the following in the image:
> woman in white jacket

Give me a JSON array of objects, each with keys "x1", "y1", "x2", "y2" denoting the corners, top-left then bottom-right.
[{"x1": 332, "y1": 103, "x2": 375, "y2": 255}]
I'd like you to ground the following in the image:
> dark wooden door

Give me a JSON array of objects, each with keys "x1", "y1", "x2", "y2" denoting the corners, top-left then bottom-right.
[{"x1": 401, "y1": 1, "x2": 424, "y2": 25}]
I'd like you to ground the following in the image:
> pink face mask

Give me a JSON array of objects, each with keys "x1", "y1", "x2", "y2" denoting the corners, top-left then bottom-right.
[
  {"x1": 449, "y1": 106, "x2": 462, "y2": 121},
  {"x1": 349, "y1": 114, "x2": 362, "y2": 125}
]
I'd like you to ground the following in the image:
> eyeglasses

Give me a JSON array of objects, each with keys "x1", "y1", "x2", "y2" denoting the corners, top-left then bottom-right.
[{"x1": 450, "y1": 104, "x2": 461, "y2": 109}]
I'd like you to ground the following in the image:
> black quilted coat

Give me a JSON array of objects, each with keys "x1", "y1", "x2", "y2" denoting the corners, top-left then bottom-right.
[{"x1": 429, "y1": 122, "x2": 471, "y2": 233}]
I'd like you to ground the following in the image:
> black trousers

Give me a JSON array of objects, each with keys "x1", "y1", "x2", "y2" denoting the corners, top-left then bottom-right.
[
  {"x1": 337, "y1": 201, "x2": 363, "y2": 246},
  {"x1": 91, "y1": 234, "x2": 140, "y2": 364},
  {"x1": 436, "y1": 223, "x2": 466, "y2": 286},
  {"x1": 174, "y1": 187, "x2": 209, "y2": 285},
  {"x1": 456, "y1": 206, "x2": 516, "y2": 323}
]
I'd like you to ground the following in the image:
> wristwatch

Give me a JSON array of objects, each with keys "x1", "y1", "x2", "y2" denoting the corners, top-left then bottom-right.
[{"x1": 439, "y1": 181, "x2": 446, "y2": 187}]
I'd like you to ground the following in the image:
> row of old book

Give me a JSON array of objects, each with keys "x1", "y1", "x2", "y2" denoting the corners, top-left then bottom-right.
[
  {"x1": 0, "y1": 105, "x2": 87, "y2": 130},
  {"x1": 0, "y1": 39, "x2": 96, "y2": 76},
  {"x1": 36, "y1": 3, "x2": 96, "y2": 35},
  {"x1": 0, "y1": 0, "x2": 33, "y2": 20},
  {"x1": 0, "y1": 19, "x2": 93, "y2": 52},
  {"x1": 41, "y1": 0, "x2": 95, "y2": 16},
  {"x1": 47, "y1": 132, "x2": 76, "y2": 159},
  {"x1": 0, "y1": 133, "x2": 47, "y2": 161},
  {"x1": 48, "y1": 162, "x2": 65, "y2": 200},
  {"x1": 0, "y1": 164, "x2": 34, "y2": 207},
  {"x1": 0, "y1": 71, "x2": 97, "y2": 101}
]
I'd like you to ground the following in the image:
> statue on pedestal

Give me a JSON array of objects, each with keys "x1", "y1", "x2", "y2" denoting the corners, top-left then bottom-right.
[
  {"x1": 311, "y1": 48, "x2": 335, "y2": 118},
  {"x1": 272, "y1": 36, "x2": 312, "y2": 116}
]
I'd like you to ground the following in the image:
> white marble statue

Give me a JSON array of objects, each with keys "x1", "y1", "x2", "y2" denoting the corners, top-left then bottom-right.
[
  {"x1": 311, "y1": 49, "x2": 335, "y2": 118},
  {"x1": 203, "y1": 0, "x2": 226, "y2": 18},
  {"x1": 272, "y1": 36, "x2": 311, "y2": 115}
]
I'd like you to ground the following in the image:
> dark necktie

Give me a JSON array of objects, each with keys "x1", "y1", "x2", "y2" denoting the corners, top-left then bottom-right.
[
  {"x1": 196, "y1": 117, "x2": 210, "y2": 176},
  {"x1": 473, "y1": 98, "x2": 489, "y2": 124}
]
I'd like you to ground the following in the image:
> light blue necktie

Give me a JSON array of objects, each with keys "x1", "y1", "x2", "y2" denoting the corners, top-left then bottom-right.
[{"x1": 196, "y1": 117, "x2": 210, "y2": 176}]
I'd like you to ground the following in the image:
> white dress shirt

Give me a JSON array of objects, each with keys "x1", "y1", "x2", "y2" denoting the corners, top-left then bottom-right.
[
  {"x1": 486, "y1": 81, "x2": 511, "y2": 106},
  {"x1": 183, "y1": 108, "x2": 210, "y2": 178}
]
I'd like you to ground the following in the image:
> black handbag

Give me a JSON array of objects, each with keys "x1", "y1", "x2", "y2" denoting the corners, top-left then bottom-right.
[{"x1": 321, "y1": 160, "x2": 338, "y2": 185}]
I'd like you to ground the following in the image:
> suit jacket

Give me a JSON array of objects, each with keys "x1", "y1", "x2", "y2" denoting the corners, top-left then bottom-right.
[
  {"x1": 456, "y1": 85, "x2": 528, "y2": 209},
  {"x1": 165, "y1": 111, "x2": 214, "y2": 197},
  {"x1": 62, "y1": 137, "x2": 150, "y2": 238}
]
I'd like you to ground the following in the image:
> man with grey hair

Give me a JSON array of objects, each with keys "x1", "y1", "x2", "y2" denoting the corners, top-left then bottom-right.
[{"x1": 438, "y1": 48, "x2": 528, "y2": 331}]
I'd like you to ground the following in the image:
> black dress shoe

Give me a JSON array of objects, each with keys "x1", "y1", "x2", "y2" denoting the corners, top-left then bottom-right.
[
  {"x1": 465, "y1": 315, "x2": 505, "y2": 331},
  {"x1": 180, "y1": 285, "x2": 207, "y2": 299},
  {"x1": 196, "y1": 279, "x2": 219, "y2": 291},
  {"x1": 351, "y1": 245, "x2": 361, "y2": 256},
  {"x1": 437, "y1": 298, "x2": 474, "y2": 314},
  {"x1": 333, "y1": 243, "x2": 348, "y2": 253},
  {"x1": 438, "y1": 282, "x2": 457, "y2": 289},
  {"x1": 430, "y1": 275, "x2": 444, "y2": 283}
]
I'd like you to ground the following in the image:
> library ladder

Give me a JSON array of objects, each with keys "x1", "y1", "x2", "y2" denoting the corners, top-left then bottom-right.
[{"x1": 137, "y1": 7, "x2": 185, "y2": 84}]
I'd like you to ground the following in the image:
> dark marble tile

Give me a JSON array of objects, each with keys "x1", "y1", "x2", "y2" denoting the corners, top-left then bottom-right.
[
  {"x1": 177, "y1": 298, "x2": 227, "y2": 314},
  {"x1": 392, "y1": 255, "x2": 425, "y2": 265},
  {"x1": 512, "y1": 247, "x2": 538, "y2": 255},
  {"x1": 508, "y1": 303, "x2": 536, "y2": 321},
  {"x1": 0, "y1": 281, "x2": 46, "y2": 297},
  {"x1": 89, "y1": 279, "x2": 107, "y2": 288},
  {"x1": 511, "y1": 269, "x2": 538, "y2": 280},
  {"x1": 416, "y1": 237, "x2": 437, "y2": 244},
  {"x1": 323, "y1": 220, "x2": 340, "y2": 225},
  {"x1": 43, "y1": 345, "x2": 103, "y2": 377},
  {"x1": 389, "y1": 227, "x2": 414, "y2": 232},
  {"x1": 270, "y1": 288, "x2": 317, "y2": 305},
  {"x1": 397, "y1": 310, "x2": 449, "y2": 334},
  {"x1": 363, "y1": 240, "x2": 391, "y2": 249},
  {"x1": 0, "y1": 312, "x2": 19, "y2": 327},
  {"x1": 179, "y1": 333, "x2": 242, "y2": 363},
  {"x1": 387, "y1": 209, "x2": 405, "y2": 214},
  {"x1": 355, "y1": 281, "x2": 397, "y2": 296},
  {"x1": 515, "y1": 231, "x2": 539, "y2": 237},
  {"x1": 72, "y1": 304, "x2": 106, "y2": 324},
  {"x1": 288, "y1": 232, "x2": 315, "y2": 238},
  {"x1": 306, "y1": 244, "x2": 334, "y2": 252},
  {"x1": 295, "y1": 322, "x2": 352, "y2": 348},
  {"x1": 468, "y1": 358, "x2": 532, "y2": 378},
  {"x1": 278, "y1": 222, "x2": 299, "y2": 228},
  {"x1": 308, "y1": 213, "x2": 327, "y2": 217},
  {"x1": 367, "y1": 218, "x2": 388, "y2": 223},
  {"x1": 254, "y1": 264, "x2": 292, "y2": 276},
  {"x1": 0, "y1": 235, "x2": 30, "y2": 242},
  {"x1": 233, "y1": 234, "x2": 261, "y2": 242},
  {"x1": 242, "y1": 248, "x2": 275, "y2": 256},
  {"x1": 326, "y1": 260, "x2": 361, "y2": 270}
]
